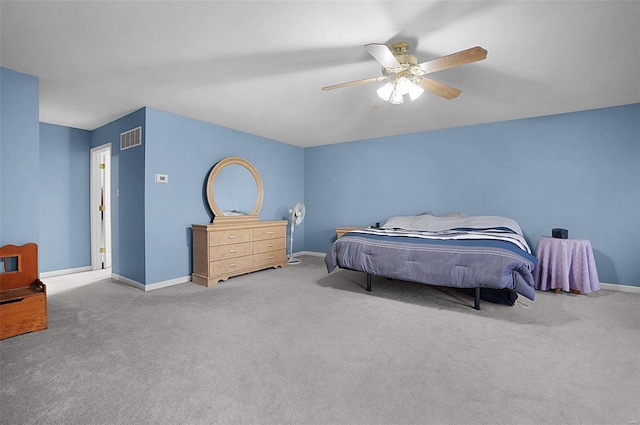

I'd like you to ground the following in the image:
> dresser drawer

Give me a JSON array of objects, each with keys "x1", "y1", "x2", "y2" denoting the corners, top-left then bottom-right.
[
  {"x1": 209, "y1": 256, "x2": 253, "y2": 276},
  {"x1": 210, "y1": 229, "x2": 252, "y2": 246},
  {"x1": 253, "y1": 238, "x2": 285, "y2": 254},
  {"x1": 209, "y1": 242, "x2": 252, "y2": 260},
  {"x1": 254, "y1": 251, "x2": 286, "y2": 268},
  {"x1": 253, "y1": 225, "x2": 285, "y2": 241}
]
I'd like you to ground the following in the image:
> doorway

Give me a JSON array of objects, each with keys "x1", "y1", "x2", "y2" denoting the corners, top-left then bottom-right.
[{"x1": 90, "y1": 143, "x2": 112, "y2": 270}]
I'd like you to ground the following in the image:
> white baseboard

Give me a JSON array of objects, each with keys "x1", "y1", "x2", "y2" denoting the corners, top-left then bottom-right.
[
  {"x1": 600, "y1": 282, "x2": 640, "y2": 293},
  {"x1": 143, "y1": 276, "x2": 191, "y2": 291},
  {"x1": 112, "y1": 273, "x2": 190, "y2": 291},
  {"x1": 111, "y1": 273, "x2": 145, "y2": 290},
  {"x1": 40, "y1": 266, "x2": 92, "y2": 278},
  {"x1": 43, "y1": 268, "x2": 189, "y2": 295},
  {"x1": 38, "y1": 264, "x2": 640, "y2": 295},
  {"x1": 293, "y1": 251, "x2": 325, "y2": 257},
  {"x1": 43, "y1": 268, "x2": 112, "y2": 295}
]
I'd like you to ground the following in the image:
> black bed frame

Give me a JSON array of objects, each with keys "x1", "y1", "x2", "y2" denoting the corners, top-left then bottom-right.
[{"x1": 366, "y1": 273, "x2": 481, "y2": 310}]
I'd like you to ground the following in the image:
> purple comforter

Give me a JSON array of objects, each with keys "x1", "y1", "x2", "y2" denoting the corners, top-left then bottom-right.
[{"x1": 325, "y1": 228, "x2": 538, "y2": 301}]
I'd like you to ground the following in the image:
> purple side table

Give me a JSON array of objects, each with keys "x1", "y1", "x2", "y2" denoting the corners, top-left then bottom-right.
[{"x1": 533, "y1": 236, "x2": 600, "y2": 294}]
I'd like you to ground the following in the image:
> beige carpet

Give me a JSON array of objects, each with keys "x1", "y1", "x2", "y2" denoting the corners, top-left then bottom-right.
[{"x1": 1, "y1": 255, "x2": 638, "y2": 425}]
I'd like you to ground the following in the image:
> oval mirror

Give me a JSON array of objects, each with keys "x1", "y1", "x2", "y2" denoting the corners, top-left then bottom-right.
[{"x1": 206, "y1": 157, "x2": 264, "y2": 219}]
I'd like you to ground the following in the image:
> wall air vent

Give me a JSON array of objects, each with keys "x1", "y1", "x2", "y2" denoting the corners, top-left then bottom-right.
[{"x1": 120, "y1": 126, "x2": 142, "y2": 151}]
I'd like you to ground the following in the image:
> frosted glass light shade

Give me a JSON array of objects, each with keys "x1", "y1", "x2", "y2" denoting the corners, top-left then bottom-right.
[
  {"x1": 396, "y1": 77, "x2": 412, "y2": 95},
  {"x1": 408, "y1": 83, "x2": 424, "y2": 101},
  {"x1": 389, "y1": 90, "x2": 404, "y2": 104},
  {"x1": 377, "y1": 78, "x2": 423, "y2": 104},
  {"x1": 376, "y1": 82, "x2": 395, "y2": 101}
]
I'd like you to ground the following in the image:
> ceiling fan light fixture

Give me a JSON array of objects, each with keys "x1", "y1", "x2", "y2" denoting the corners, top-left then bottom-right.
[
  {"x1": 376, "y1": 82, "x2": 395, "y2": 101},
  {"x1": 389, "y1": 89, "x2": 404, "y2": 105},
  {"x1": 408, "y1": 83, "x2": 424, "y2": 101},
  {"x1": 378, "y1": 78, "x2": 423, "y2": 104},
  {"x1": 395, "y1": 77, "x2": 412, "y2": 95}
]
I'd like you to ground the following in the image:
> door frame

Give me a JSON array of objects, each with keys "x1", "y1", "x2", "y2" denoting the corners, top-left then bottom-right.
[{"x1": 90, "y1": 143, "x2": 112, "y2": 270}]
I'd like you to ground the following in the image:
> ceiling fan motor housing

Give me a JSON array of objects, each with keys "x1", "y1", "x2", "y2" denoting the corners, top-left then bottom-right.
[
  {"x1": 382, "y1": 42, "x2": 424, "y2": 79},
  {"x1": 391, "y1": 41, "x2": 410, "y2": 54}
]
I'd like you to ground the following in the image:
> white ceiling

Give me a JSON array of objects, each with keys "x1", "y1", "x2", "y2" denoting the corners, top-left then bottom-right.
[{"x1": 1, "y1": 1, "x2": 639, "y2": 148}]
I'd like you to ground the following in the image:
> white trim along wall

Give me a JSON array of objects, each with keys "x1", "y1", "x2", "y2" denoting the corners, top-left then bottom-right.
[
  {"x1": 40, "y1": 258, "x2": 640, "y2": 295},
  {"x1": 599, "y1": 283, "x2": 640, "y2": 293}
]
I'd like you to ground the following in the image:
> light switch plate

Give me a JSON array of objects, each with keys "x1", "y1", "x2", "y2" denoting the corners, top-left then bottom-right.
[{"x1": 155, "y1": 173, "x2": 168, "y2": 183}]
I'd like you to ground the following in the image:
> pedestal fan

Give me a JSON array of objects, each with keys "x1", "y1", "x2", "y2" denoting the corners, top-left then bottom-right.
[{"x1": 287, "y1": 202, "x2": 305, "y2": 265}]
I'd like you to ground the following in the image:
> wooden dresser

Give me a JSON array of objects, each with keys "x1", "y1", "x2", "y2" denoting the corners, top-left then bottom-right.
[{"x1": 192, "y1": 220, "x2": 287, "y2": 287}]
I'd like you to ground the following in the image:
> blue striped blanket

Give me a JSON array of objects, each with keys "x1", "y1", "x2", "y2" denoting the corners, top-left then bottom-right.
[{"x1": 325, "y1": 220, "x2": 538, "y2": 301}]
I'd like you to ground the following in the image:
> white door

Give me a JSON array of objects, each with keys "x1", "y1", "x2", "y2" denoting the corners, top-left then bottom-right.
[{"x1": 91, "y1": 143, "x2": 112, "y2": 270}]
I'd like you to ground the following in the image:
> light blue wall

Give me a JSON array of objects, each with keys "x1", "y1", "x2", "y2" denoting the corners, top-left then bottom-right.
[
  {"x1": 305, "y1": 104, "x2": 640, "y2": 287},
  {"x1": 144, "y1": 108, "x2": 304, "y2": 285},
  {"x1": 0, "y1": 68, "x2": 40, "y2": 246},
  {"x1": 39, "y1": 123, "x2": 91, "y2": 272},
  {"x1": 91, "y1": 109, "x2": 146, "y2": 283},
  {"x1": 37, "y1": 106, "x2": 303, "y2": 286},
  {"x1": 3, "y1": 65, "x2": 636, "y2": 288}
]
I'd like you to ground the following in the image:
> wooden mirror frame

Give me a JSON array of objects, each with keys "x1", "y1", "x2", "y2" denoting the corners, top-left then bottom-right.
[{"x1": 206, "y1": 157, "x2": 264, "y2": 223}]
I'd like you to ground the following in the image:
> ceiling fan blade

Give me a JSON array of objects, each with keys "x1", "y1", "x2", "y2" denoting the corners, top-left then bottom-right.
[
  {"x1": 416, "y1": 77, "x2": 462, "y2": 100},
  {"x1": 364, "y1": 43, "x2": 402, "y2": 69},
  {"x1": 322, "y1": 76, "x2": 387, "y2": 91},
  {"x1": 419, "y1": 46, "x2": 487, "y2": 74}
]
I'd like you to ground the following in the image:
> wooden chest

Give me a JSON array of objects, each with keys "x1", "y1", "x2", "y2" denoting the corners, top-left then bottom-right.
[
  {"x1": 1, "y1": 287, "x2": 47, "y2": 339},
  {"x1": 1, "y1": 243, "x2": 47, "y2": 340},
  {"x1": 192, "y1": 220, "x2": 287, "y2": 287}
]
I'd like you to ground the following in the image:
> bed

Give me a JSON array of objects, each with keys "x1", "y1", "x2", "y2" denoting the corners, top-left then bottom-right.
[{"x1": 324, "y1": 214, "x2": 538, "y2": 310}]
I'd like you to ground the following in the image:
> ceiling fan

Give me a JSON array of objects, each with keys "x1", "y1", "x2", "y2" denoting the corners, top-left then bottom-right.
[{"x1": 322, "y1": 42, "x2": 487, "y2": 104}]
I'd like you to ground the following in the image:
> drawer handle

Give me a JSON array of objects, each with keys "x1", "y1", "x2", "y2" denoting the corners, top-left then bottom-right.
[
  {"x1": 267, "y1": 231, "x2": 274, "y2": 235},
  {"x1": 229, "y1": 263, "x2": 237, "y2": 268},
  {"x1": 229, "y1": 235, "x2": 237, "y2": 239},
  {"x1": 267, "y1": 256, "x2": 274, "y2": 260},
  {"x1": 267, "y1": 244, "x2": 274, "y2": 248},
  {"x1": 229, "y1": 249, "x2": 236, "y2": 253}
]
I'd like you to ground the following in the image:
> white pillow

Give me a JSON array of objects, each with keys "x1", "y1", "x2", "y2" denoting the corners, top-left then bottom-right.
[{"x1": 381, "y1": 214, "x2": 523, "y2": 235}]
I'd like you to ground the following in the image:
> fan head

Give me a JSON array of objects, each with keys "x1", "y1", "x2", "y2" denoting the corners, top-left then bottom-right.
[{"x1": 292, "y1": 202, "x2": 305, "y2": 225}]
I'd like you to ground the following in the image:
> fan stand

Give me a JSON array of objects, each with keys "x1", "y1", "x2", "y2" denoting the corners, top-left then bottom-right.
[{"x1": 287, "y1": 218, "x2": 301, "y2": 265}]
